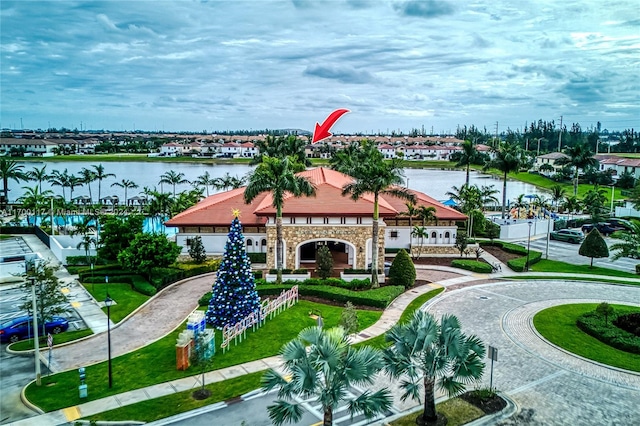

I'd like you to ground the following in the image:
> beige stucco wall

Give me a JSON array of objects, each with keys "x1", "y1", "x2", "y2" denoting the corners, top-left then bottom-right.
[{"x1": 265, "y1": 223, "x2": 385, "y2": 270}]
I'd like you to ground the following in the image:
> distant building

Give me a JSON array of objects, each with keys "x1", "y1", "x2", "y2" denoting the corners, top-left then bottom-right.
[{"x1": 534, "y1": 152, "x2": 569, "y2": 175}]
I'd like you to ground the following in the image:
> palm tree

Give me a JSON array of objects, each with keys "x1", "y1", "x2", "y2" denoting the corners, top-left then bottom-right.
[
  {"x1": 92, "y1": 164, "x2": 116, "y2": 202},
  {"x1": 111, "y1": 179, "x2": 139, "y2": 205},
  {"x1": 214, "y1": 172, "x2": 246, "y2": 191},
  {"x1": 18, "y1": 185, "x2": 54, "y2": 225},
  {"x1": 159, "y1": 170, "x2": 189, "y2": 198},
  {"x1": 455, "y1": 139, "x2": 480, "y2": 186},
  {"x1": 562, "y1": 195, "x2": 583, "y2": 222},
  {"x1": 484, "y1": 141, "x2": 524, "y2": 219},
  {"x1": 68, "y1": 175, "x2": 84, "y2": 203},
  {"x1": 70, "y1": 217, "x2": 96, "y2": 263},
  {"x1": 244, "y1": 156, "x2": 315, "y2": 284},
  {"x1": 549, "y1": 184, "x2": 567, "y2": 211},
  {"x1": 479, "y1": 185, "x2": 499, "y2": 211},
  {"x1": 27, "y1": 165, "x2": 49, "y2": 193},
  {"x1": 252, "y1": 134, "x2": 311, "y2": 167},
  {"x1": 193, "y1": 171, "x2": 216, "y2": 197},
  {"x1": 411, "y1": 226, "x2": 428, "y2": 259},
  {"x1": 383, "y1": 311, "x2": 485, "y2": 425},
  {"x1": 512, "y1": 194, "x2": 529, "y2": 219},
  {"x1": 262, "y1": 326, "x2": 393, "y2": 426},
  {"x1": 332, "y1": 140, "x2": 415, "y2": 287},
  {"x1": 610, "y1": 220, "x2": 640, "y2": 260},
  {"x1": 400, "y1": 202, "x2": 420, "y2": 255},
  {"x1": 143, "y1": 187, "x2": 174, "y2": 218},
  {"x1": 554, "y1": 142, "x2": 598, "y2": 196},
  {"x1": 78, "y1": 167, "x2": 96, "y2": 203},
  {"x1": 0, "y1": 158, "x2": 27, "y2": 204},
  {"x1": 49, "y1": 169, "x2": 71, "y2": 202}
]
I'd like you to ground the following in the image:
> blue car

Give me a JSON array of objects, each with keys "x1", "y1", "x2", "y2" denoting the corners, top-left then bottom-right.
[{"x1": 0, "y1": 316, "x2": 69, "y2": 343}]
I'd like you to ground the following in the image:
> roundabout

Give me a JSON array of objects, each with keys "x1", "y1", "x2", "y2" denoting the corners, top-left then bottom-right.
[{"x1": 426, "y1": 279, "x2": 640, "y2": 426}]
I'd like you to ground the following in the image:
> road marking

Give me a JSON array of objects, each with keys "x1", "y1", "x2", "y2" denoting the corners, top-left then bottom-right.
[
  {"x1": 61, "y1": 287, "x2": 70, "y2": 294},
  {"x1": 508, "y1": 370, "x2": 566, "y2": 395},
  {"x1": 62, "y1": 406, "x2": 81, "y2": 421},
  {"x1": 71, "y1": 301, "x2": 81, "y2": 308}
]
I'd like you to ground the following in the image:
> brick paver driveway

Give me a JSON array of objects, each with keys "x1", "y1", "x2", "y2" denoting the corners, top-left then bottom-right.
[{"x1": 426, "y1": 280, "x2": 640, "y2": 426}]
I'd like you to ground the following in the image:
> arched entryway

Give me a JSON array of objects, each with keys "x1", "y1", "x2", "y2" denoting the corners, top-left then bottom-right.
[{"x1": 296, "y1": 239, "x2": 356, "y2": 273}]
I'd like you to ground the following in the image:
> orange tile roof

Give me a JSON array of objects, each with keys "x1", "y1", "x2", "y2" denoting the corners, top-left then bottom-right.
[{"x1": 165, "y1": 167, "x2": 466, "y2": 226}]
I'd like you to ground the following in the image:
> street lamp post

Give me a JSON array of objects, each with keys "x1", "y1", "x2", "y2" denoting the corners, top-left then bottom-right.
[
  {"x1": 526, "y1": 221, "x2": 533, "y2": 272},
  {"x1": 610, "y1": 184, "x2": 615, "y2": 216},
  {"x1": 105, "y1": 296, "x2": 114, "y2": 388},
  {"x1": 29, "y1": 276, "x2": 42, "y2": 386}
]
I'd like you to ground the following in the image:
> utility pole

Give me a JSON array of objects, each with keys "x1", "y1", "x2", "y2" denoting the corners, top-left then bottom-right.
[{"x1": 557, "y1": 115, "x2": 563, "y2": 152}]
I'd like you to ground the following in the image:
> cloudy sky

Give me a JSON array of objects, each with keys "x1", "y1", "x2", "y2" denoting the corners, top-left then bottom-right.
[{"x1": 1, "y1": 0, "x2": 638, "y2": 134}]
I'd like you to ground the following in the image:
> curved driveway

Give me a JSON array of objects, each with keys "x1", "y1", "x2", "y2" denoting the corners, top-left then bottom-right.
[
  {"x1": 48, "y1": 274, "x2": 214, "y2": 372},
  {"x1": 425, "y1": 280, "x2": 640, "y2": 426}
]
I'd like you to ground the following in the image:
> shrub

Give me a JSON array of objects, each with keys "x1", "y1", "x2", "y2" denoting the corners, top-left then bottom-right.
[
  {"x1": 199, "y1": 291, "x2": 212, "y2": 307},
  {"x1": 343, "y1": 269, "x2": 369, "y2": 274},
  {"x1": 339, "y1": 302, "x2": 359, "y2": 334},
  {"x1": 507, "y1": 250, "x2": 542, "y2": 272},
  {"x1": 269, "y1": 269, "x2": 293, "y2": 274},
  {"x1": 323, "y1": 277, "x2": 343, "y2": 287},
  {"x1": 253, "y1": 270, "x2": 263, "y2": 279},
  {"x1": 248, "y1": 252, "x2": 266, "y2": 263},
  {"x1": 387, "y1": 249, "x2": 416, "y2": 289},
  {"x1": 188, "y1": 235, "x2": 207, "y2": 263},
  {"x1": 257, "y1": 284, "x2": 405, "y2": 309},
  {"x1": 384, "y1": 248, "x2": 402, "y2": 254},
  {"x1": 316, "y1": 245, "x2": 333, "y2": 279},
  {"x1": 451, "y1": 259, "x2": 493, "y2": 274},
  {"x1": 303, "y1": 278, "x2": 322, "y2": 286},
  {"x1": 65, "y1": 256, "x2": 108, "y2": 266},
  {"x1": 292, "y1": 268, "x2": 308, "y2": 274},
  {"x1": 349, "y1": 278, "x2": 372, "y2": 290},
  {"x1": 576, "y1": 311, "x2": 640, "y2": 355},
  {"x1": 636, "y1": 264, "x2": 640, "y2": 275}
]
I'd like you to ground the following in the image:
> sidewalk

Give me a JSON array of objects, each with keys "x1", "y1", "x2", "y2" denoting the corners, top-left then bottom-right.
[{"x1": 8, "y1": 273, "x2": 474, "y2": 426}]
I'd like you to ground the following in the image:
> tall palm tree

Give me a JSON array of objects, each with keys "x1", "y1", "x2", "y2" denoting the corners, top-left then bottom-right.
[
  {"x1": 214, "y1": 172, "x2": 246, "y2": 191},
  {"x1": 252, "y1": 134, "x2": 311, "y2": 167},
  {"x1": 549, "y1": 184, "x2": 567, "y2": 211},
  {"x1": 332, "y1": 140, "x2": 415, "y2": 287},
  {"x1": 111, "y1": 179, "x2": 139, "y2": 205},
  {"x1": 400, "y1": 202, "x2": 420, "y2": 255},
  {"x1": 479, "y1": 185, "x2": 499, "y2": 211},
  {"x1": 159, "y1": 170, "x2": 189, "y2": 198},
  {"x1": 484, "y1": 141, "x2": 524, "y2": 219},
  {"x1": 383, "y1": 311, "x2": 485, "y2": 425},
  {"x1": 262, "y1": 326, "x2": 393, "y2": 426},
  {"x1": 562, "y1": 195, "x2": 583, "y2": 221},
  {"x1": 244, "y1": 156, "x2": 315, "y2": 284},
  {"x1": 78, "y1": 167, "x2": 96, "y2": 203},
  {"x1": 0, "y1": 158, "x2": 26, "y2": 204},
  {"x1": 411, "y1": 226, "x2": 428, "y2": 259},
  {"x1": 555, "y1": 142, "x2": 598, "y2": 196},
  {"x1": 27, "y1": 165, "x2": 49, "y2": 193},
  {"x1": 18, "y1": 186, "x2": 54, "y2": 225},
  {"x1": 48, "y1": 169, "x2": 71, "y2": 202},
  {"x1": 193, "y1": 171, "x2": 216, "y2": 196},
  {"x1": 455, "y1": 139, "x2": 480, "y2": 186},
  {"x1": 68, "y1": 175, "x2": 83, "y2": 203},
  {"x1": 512, "y1": 194, "x2": 529, "y2": 219},
  {"x1": 610, "y1": 220, "x2": 640, "y2": 260},
  {"x1": 143, "y1": 187, "x2": 174, "y2": 218},
  {"x1": 70, "y1": 217, "x2": 96, "y2": 263},
  {"x1": 92, "y1": 164, "x2": 116, "y2": 202}
]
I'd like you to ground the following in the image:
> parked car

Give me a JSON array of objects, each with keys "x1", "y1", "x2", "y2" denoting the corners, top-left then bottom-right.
[
  {"x1": 0, "y1": 316, "x2": 69, "y2": 343},
  {"x1": 581, "y1": 223, "x2": 618, "y2": 236},
  {"x1": 368, "y1": 261, "x2": 392, "y2": 275},
  {"x1": 607, "y1": 219, "x2": 635, "y2": 233},
  {"x1": 550, "y1": 229, "x2": 585, "y2": 244}
]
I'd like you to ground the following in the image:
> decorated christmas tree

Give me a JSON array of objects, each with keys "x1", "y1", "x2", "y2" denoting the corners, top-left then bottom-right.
[{"x1": 206, "y1": 212, "x2": 261, "y2": 329}]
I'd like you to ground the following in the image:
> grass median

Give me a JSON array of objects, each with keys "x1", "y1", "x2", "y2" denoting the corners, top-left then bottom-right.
[
  {"x1": 533, "y1": 303, "x2": 640, "y2": 372},
  {"x1": 530, "y1": 259, "x2": 640, "y2": 282},
  {"x1": 82, "y1": 282, "x2": 150, "y2": 323},
  {"x1": 25, "y1": 300, "x2": 381, "y2": 412}
]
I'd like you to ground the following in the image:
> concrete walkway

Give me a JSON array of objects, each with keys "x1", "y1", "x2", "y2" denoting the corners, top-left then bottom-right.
[{"x1": 8, "y1": 265, "x2": 640, "y2": 425}]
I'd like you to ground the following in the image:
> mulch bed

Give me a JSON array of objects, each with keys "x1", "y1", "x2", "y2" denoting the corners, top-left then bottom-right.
[
  {"x1": 459, "y1": 390, "x2": 507, "y2": 414},
  {"x1": 481, "y1": 246, "x2": 521, "y2": 264}
]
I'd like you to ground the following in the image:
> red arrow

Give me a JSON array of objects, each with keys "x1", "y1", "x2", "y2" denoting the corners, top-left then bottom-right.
[{"x1": 312, "y1": 109, "x2": 350, "y2": 143}]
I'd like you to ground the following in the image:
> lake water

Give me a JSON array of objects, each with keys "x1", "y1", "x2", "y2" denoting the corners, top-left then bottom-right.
[{"x1": 8, "y1": 160, "x2": 545, "y2": 206}]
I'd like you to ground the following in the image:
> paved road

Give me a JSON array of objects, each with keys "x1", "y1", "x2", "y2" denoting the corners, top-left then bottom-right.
[
  {"x1": 511, "y1": 235, "x2": 639, "y2": 273},
  {"x1": 427, "y1": 280, "x2": 640, "y2": 426},
  {"x1": 0, "y1": 344, "x2": 40, "y2": 424},
  {"x1": 48, "y1": 273, "x2": 214, "y2": 373}
]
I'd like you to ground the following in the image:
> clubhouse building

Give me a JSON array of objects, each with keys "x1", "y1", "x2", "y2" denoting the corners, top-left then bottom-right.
[{"x1": 165, "y1": 167, "x2": 467, "y2": 269}]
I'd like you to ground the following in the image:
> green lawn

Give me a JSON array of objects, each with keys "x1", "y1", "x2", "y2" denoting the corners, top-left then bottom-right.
[
  {"x1": 8, "y1": 329, "x2": 94, "y2": 351},
  {"x1": 355, "y1": 287, "x2": 445, "y2": 349},
  {"x1": 84, "y1": 372, "x2": 263, "y2": 423},
  {"x1": 389, "y1": 397, "x2": 484, "y2": 426},
  {"x1": 25, "y1": 300, "x2": 381, "y2": 412},
  {"x1": 530, "y1": 259, "x2": 640, "y2": 281},
  {"x1": 503, "y1": 275, "x2": 640, "y2": 286},
  {"x1": 82, "y1": 283, "x2": 150, "y2": 323},
  {"x1": 533, "y1": 303, "x2": 640, "y2": 372}
]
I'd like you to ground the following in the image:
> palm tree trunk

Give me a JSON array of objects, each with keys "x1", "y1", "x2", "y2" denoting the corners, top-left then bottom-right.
[
  {"x1": 408, "y1": 216, "x2": 413, "y2": 256},
  {"x1": 276, "y1": 215, "x2": 283, "y2": 284},
  {"x1": 371, "y1": 194, "x2": 380, "y2": 288},
  {"x1": 502, "y1": 171, "x2": 508, "y2": 219},
  {"x1": 420, "y1": 376, "x2": 437, "y2": 425},
  {"x1": 323, "y1": 407, "x2": 333, "y2": 426},
  {"x1": 466, "y1": 163, "x2": 470, "y2": 186},
  {"x1": 574, "y1": 170, "x2": 579, "y2": 196}
]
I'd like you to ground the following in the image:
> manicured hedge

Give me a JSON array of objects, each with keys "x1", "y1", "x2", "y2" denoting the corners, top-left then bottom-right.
[
  {"x1": 451, "y1": 259, "x2": 493, "y2": 273},
  {"x1": 257, "y1": 284, "x2": 405, "y2": 309},
  {"x1": 577, "y1": 311, "x2": 640, "y2": 355},
  {"x1": 66, "y1": 256, "x2": 110, "y2": 266},
  {"x1": 248, "y1": 252, "x2": 266, "y2": 263},
  {"x1": 636, "y1": 264, "x2": 640, "y2": 275}
]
